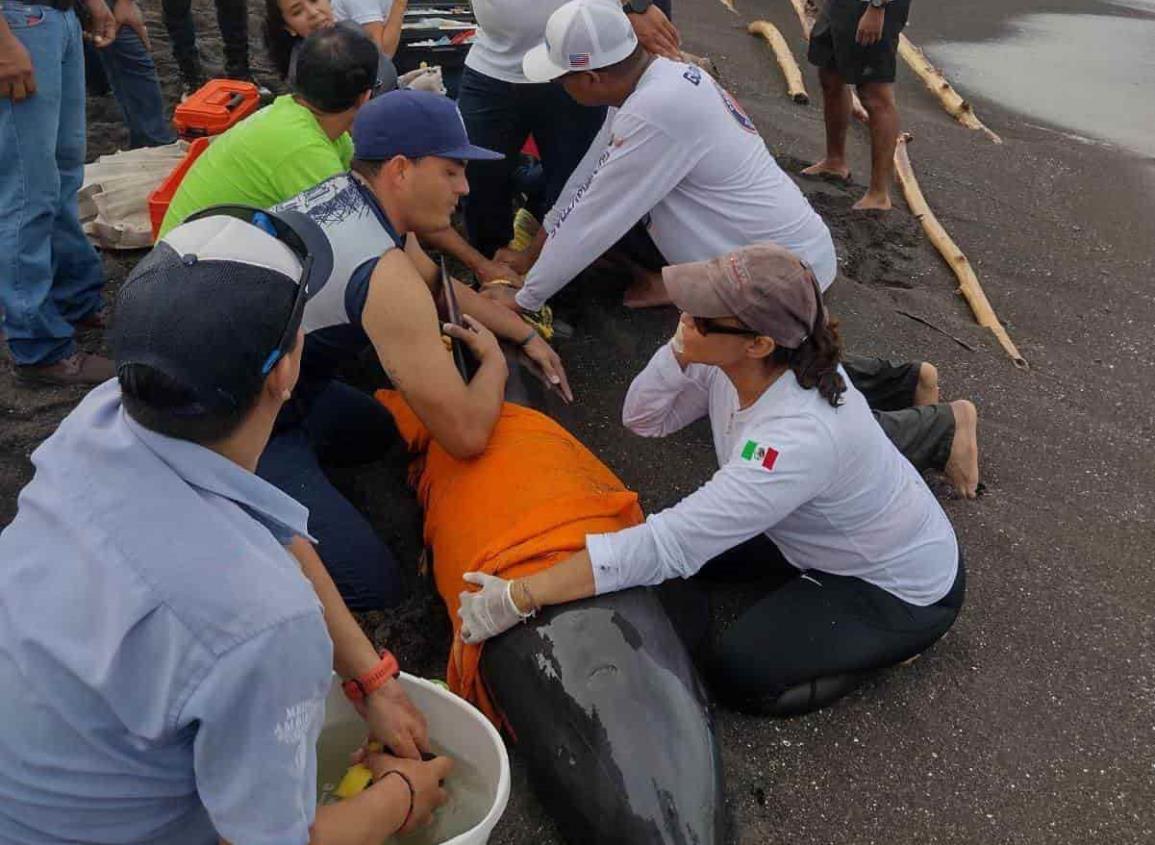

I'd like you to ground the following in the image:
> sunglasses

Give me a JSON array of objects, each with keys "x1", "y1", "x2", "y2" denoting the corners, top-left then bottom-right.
[
  {"x1": 691, "y1": 316, "x2": 760, "y2": 337},
  {"x1": 185, "y1": 205, "x2": 315, "y2": 376}
]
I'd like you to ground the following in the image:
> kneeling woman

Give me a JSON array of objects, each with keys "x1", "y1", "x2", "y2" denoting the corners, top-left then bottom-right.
[{"x1": 460, "y1": 243, "x2": 965, "y2": 716}]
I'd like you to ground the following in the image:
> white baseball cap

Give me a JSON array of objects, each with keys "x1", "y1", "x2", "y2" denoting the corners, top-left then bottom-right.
[{"x1": 522, "y1": 0, "x2": 639, "y2": 83}]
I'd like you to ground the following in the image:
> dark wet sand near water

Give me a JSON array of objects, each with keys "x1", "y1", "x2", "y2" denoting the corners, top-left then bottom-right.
[{"x1": 1, "y1": 0, "x2": 1153, "y2": 843}]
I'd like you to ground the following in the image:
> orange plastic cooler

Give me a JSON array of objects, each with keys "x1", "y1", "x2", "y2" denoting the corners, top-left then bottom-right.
[
  {"x1": 147, "y1": 137, "x2": 211, "y2": 240},
  {"x1": 172, "y1": 79, "x2": 260, "y2": 138}
]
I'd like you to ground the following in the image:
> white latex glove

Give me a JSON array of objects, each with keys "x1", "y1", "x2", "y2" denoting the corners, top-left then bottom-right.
[
  {"x1": 399, "y1": 65, "x2": 446, "y2": 94},
  {"x1": 458, "y1": 572, "x2": 531, "y2": 644}
]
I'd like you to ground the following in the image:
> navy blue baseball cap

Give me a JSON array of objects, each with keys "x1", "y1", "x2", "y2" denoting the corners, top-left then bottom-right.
[{"x1": 352, "y1": 90, "x2": 503, "y2": 162}]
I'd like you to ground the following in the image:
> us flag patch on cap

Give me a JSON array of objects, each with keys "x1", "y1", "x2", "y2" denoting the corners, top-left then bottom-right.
[
  {"x1": 569, "y1": 53, "x2": 591, "y2": 68},
  {"x1": 740, "y1": 439, "x2": 779, "y2": 471}
]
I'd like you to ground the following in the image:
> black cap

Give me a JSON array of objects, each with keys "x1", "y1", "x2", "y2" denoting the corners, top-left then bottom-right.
[{"x1": 112, "y1": 214, "x2": 315, "y2": 415}]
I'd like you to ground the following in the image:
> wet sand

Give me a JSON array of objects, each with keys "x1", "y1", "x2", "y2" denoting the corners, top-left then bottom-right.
[{"x1": 1, "y1": 0, "x2": 1153, "y2": 843}]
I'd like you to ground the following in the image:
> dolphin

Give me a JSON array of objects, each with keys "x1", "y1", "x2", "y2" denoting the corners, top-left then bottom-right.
[
  {"x1": 479, "y1": 354, "x2": 727, "y2": 845},
  {"x1": 393, "y1": 331, "x2": 728, "y2": 845}
]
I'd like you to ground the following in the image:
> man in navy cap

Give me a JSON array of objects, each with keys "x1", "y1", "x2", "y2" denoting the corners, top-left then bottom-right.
[
  {"x1": 263, "y1": 89, "x2": 571, "y2": 613},
  {"x1": 0, "y1": 212, "x2": 451, "y2": 844}
]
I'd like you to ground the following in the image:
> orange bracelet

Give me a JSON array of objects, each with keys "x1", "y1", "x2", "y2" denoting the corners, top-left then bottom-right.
[{"x1": 342, "y1": 649, "x2": 400, "y2": 702}]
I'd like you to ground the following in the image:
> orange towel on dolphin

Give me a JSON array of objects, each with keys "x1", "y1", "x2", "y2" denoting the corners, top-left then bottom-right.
[{"x1": 374, "y1": 390, "x2": 644, "y2": 725}]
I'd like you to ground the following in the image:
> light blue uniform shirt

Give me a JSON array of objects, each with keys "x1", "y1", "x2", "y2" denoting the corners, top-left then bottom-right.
[{"x1": 0, "y1": 382, "x2": 334, "y2": 845}]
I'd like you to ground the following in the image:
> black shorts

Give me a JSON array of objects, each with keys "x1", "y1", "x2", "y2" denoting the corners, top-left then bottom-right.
[
  {"x1": 807, "y1": 0, "x2": 912, "y2": 85},
  {"x1": 843, "y1": 354, "x2": 920, "y2": 410},
  {"x1": 843, "y1": 355, "x2": 955, "y2": 472}
]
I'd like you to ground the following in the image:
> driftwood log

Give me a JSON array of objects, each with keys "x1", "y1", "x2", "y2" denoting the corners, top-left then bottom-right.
[
  {"x1": 785, "y1": 0, "x2": 817, "y2": 38},
  {"x1": 897, "y1": 35, "x2": 1002, "y2": 143},
  {"x1": 748, "y1": 20, "x2": 810, "y2": 104},
  {"x1": 894, "y1": 135, "x2": 1026, "y2": 368},
  {"x1": 786, "y1": 0, "x2": 870, "y2": 123}
]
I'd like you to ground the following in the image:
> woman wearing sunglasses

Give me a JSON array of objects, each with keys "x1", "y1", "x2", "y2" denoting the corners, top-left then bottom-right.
[{"x1": 460, "y1": 242, "x2": 964, "y2": 717}]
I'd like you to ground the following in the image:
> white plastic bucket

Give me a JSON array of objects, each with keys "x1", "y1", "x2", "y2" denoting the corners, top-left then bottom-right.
[{"x1": 317, "y1": 673, "x2": 510, "y2": 845}]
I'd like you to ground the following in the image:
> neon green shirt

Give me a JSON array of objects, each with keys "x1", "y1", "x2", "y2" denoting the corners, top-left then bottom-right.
[{"x1": 159, "y1": 95, "x2": 355, "y2": 238}]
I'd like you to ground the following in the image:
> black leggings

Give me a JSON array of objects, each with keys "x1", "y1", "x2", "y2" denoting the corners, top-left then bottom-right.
[
  {"x1": 257, "y1": 380, "x2": 405, "y2": 611},
  {"x1": 161, "y1": 0, "x2": 250, "y2": 77},
  {"x1": 702, "y1": 536, "x2": 965, "y2": 717}
]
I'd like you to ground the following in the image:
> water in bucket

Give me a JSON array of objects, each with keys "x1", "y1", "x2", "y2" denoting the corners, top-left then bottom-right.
[{"x1": 316, "y1": 709, "x2": 494, "y2": 844}]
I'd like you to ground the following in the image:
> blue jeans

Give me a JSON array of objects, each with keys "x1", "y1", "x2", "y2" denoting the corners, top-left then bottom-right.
[
  {"x1": 257, "y1": 380, "x2": 405, "y2": 611},
  {"x1": 457, "y1": 67, "x2": 608, "y2": 258},
  {"x1": 83, "y1": 4, "x2": 176, "y2": 148},
  {"x1": 0, "y1": 3, "x2": 103, "y2": 366}
]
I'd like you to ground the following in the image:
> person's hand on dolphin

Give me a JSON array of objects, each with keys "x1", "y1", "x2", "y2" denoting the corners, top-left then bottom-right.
[
  {"x1": 522, "y1": 334, "x2": 573, "y2": 402},
  {"x1": 479, "y1": 282, "x2": 523, "y2": 316},
  {"x1": 493, "y1": 246, "x2": 535, "y2": 276},
  {"x1": 475, "y1": 258, "x2": 523, "y2": 288},
  {"x1": 458, "y1": 572, "x2": 533, "y2": 643}
]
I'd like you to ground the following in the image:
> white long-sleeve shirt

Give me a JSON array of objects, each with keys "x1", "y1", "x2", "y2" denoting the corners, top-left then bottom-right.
[
  {"x1": 586, "y1": 345, "x2": 959, "y2": 606},
  {"x1": 515, "y1": 58, "x2": 838, "y2": 311},
  {"x1": 465, "y1": 0, "x2": 573, "y2": 83},
  {"x1": 331, "y1": 0, "x2": 393, "y2": 25}
]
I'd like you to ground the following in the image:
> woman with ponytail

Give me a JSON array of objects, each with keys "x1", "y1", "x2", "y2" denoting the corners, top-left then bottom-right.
[{"x1": 457, "y1": 243, "x2": 965, "y2": 718}]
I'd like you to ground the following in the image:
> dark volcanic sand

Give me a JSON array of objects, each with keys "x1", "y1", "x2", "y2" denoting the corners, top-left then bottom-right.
[{"x1": 2, "y1": 0, "x2": 1153, "y2": 843}]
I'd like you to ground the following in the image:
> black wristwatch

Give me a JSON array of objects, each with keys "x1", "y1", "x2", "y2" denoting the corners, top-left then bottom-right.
[{"x1": 624, "y1": 0, "x2": 653, "y2": 14}]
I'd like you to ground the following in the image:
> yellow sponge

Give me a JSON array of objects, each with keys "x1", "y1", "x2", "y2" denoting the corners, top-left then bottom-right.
[
  {"x1": 334, "y1": 763, "x2": 374, "y2": 799},
  {"x1": 333, "y1": 740, "x2": 383, "y2": 800}
]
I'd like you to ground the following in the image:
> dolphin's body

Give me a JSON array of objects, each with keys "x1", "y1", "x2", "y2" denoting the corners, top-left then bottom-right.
[
  {"x1": 480, "y1": 585, "x2": 726, "y2": 845},
  {"x1": 437, "y1": 350, "x2": 728, "y2": 844}
]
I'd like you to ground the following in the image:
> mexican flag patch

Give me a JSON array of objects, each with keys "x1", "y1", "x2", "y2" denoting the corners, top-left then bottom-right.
[{"x1": 740, "y1": 439, "x2": 779, "y2": 471}]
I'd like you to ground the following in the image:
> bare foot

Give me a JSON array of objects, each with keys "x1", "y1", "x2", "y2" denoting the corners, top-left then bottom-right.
[
  {"x1": 623, "y1": 268, "x2": 673, "y2": 309},
  {"x1": 913, "y1": 362, "x2": 940, "y2": 406},
  {"x1": 944, "y1": 399, "x2": 980, "y2": 499},
  {"x1": 801, "y1": 159, "x2": 851, "y2": 181},
  {"x1": 852, "y1": 190, "x2": 892, "y2": 211}
]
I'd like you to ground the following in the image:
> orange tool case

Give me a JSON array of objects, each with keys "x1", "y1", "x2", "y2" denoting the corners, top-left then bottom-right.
[{"x1": 172, "y1": 79, "x2": 260, "y2": 138}]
